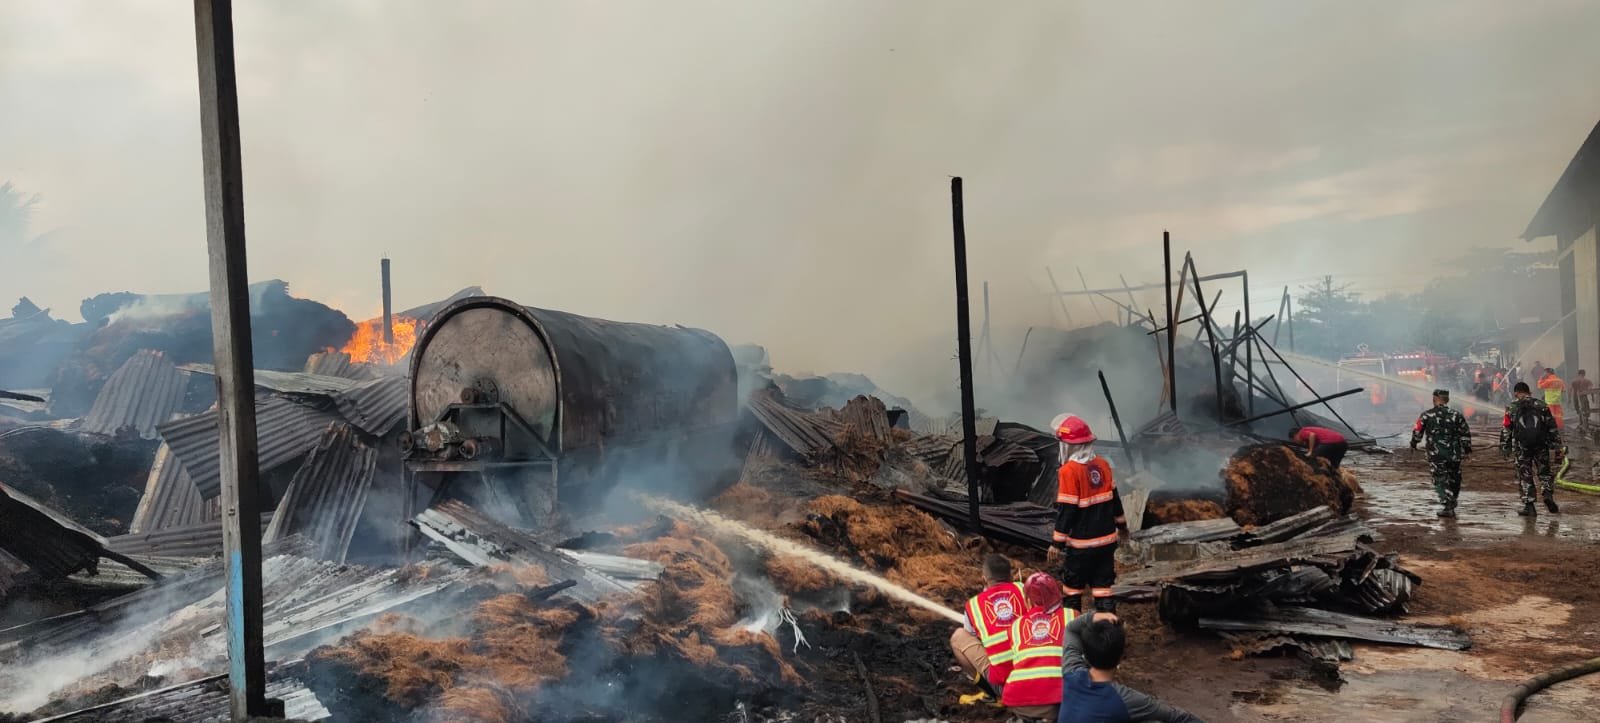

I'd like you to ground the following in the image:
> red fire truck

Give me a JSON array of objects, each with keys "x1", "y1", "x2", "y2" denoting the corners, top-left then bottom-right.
[{"x1": 1336, "y1": 346, "x2": 1451, "y2": 409}]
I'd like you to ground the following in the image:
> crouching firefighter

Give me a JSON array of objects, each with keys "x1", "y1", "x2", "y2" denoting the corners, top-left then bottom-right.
[
  {"x1": 998, "y1": 572, "x2": 1077, "y2": 722},
  {"x1": 1046, "y1": 414, "x2": 1127, "y2": 614},
  {"x1": 950, "y1": 554, "x2": 1025, "y2": 705}
]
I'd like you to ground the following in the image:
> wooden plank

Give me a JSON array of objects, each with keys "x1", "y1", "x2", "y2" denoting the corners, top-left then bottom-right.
[
  {"x1": 192, "y1": 0, "x2": 270, "y2": 717},
  {"x1": 1120, "y1": 535, "x2": 1360, "y2": 585},
  {"x1": 1199, "y1": 606, "x2": 1471, "y2": 650}
]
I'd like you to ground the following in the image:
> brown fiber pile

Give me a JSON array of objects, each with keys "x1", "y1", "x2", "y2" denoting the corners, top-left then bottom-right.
[
  {"x1": 1222, "y1": 443, "x2": 1355, "y2": 526},
  {"x1": 1145, "y1": 499, "x2": 1229, "y2": 525}
]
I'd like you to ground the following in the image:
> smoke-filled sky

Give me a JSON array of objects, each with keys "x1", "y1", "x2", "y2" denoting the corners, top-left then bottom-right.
[{"x1": 4, "y1": 1, "x2": 1599, "y2": 389}]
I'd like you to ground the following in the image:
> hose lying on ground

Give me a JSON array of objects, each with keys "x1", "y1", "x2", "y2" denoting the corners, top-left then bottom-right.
[
  {"x1": 1553, "y1": 452, "x2": 1600, "y2": 494},
  {"x1": 1500, "y1": 656, "x2": 1600, "y2": 722}
]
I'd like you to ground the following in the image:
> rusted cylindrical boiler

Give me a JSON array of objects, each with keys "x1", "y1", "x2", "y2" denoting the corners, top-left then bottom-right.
[{"x1": 404, "y1": 297, "x2": 740, "y2": 525}]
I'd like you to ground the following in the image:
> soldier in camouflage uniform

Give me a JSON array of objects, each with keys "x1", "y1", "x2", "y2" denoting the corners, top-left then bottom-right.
[
  {"x1": 1411, "y1": 389, "x2": 1472, "y2": 517},
  {"x1": 1500, "y1": 381, "x2": 1562, "y2": 516}
]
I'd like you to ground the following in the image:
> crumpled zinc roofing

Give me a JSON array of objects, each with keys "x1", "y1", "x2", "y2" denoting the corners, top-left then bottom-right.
[
  {"x1": 157, "y1": 395, "x2": 345, "y2": 499},
  {"x1": 263, "y1": 423, "x2": 377, "y2": 563},
  {"x1": 80, "y1": 349, "x2": 187, "y2": 439},
  {"x1": 0, "y1": 481, "x2": 108, "y2": 580},
  {"x1": 127, "y1": 443, "x2": 212, "y2": 534}
]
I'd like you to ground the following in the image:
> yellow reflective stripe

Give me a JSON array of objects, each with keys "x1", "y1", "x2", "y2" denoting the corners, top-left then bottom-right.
[
  {"x1": 988, "y1": 650, "x2": 1015, "y2": 664},
  {"x1": 966, "y1": 597, "x2": 989, "y2": 637},
  {"x1": 1014, "y1": 646, "x2": 1064, "y2": 660},
  {"x1": 979, "y1": 632, "x2": 1007, "y2": 647},
  {"x1": 1007, "y1": 667, "x2": 1064, "y2": 681}
]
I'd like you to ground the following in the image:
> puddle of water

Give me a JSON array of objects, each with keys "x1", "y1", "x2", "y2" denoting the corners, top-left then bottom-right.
[{"x1": 1345, "y1": 453, "x2": 1600, "y2": 543}]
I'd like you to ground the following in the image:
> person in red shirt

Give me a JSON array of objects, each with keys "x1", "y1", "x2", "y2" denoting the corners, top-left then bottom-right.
[
  {"x1": 950, "y1": 553, "x2": 1024, "y2": 703},
  {"x1": 1290, "y1": 425, "x2": 1348, "y2": 470},
  {"x1": 1045, "y1": 414, "x2": 1126, "y2": 614}
]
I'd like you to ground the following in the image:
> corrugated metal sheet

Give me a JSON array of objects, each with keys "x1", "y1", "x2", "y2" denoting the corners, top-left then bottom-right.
[
  {"x1": 263, "y1": 424, "x2": 377, "y2": 563},
  {"x1": 79, "y1": 350, "x2": 186, "y2": 439},
  {"x1": 179, "y1": 363, "x2": 362, "y2": 397},
  {"x1": 414, "y1": 500, "x2": 633, "y2": 604},
  {"x1": 331, "y1": 374, "x2": 408, "y2": 437},
  {"x1": 303, "y1": 350, "x2": 378, "y2": 380},
  {"x1": 747, "y1": 393, "x2": 845, "y2": 459},
  {"x1": 158, "y1": 395, "x2": 345, "y2": 499},
  {"x1": 128, "y1": 443, "x2": 211, "y2": 534},
  {"x1": 0, "y1": 481, "x2": 107, "y2": 579},
  {"x1": 0, "y1": 540, "x2": 475, "y2": 706},
  {"x1": 106, "y1": 514, "x2": 272, "y2": 559},
  {"x1": 36, "y1": 669, "x2": 330, "y2": 722}
]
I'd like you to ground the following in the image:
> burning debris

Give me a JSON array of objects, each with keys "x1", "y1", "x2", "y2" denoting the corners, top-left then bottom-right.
[{"x1": 1223, "y1": 443, "x2": 1361, "y2": 526}]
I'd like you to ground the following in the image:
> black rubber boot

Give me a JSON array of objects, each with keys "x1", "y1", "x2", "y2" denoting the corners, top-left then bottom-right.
[
  {"x1": 1518, "y1": 502, "x2": 1536, "y2": 517},
  {"x1": 1545, "y1": 496, "x2": 1560, "y2": 514},
  {"x1": 1437, "y1": 507, "x2": 1456, "y2": 518}
]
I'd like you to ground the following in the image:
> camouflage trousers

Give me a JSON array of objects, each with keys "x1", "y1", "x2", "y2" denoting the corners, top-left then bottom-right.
[
  {"x1": 1514, "y1": 449, "x2": 1556, "y2": 504},
  {"x1": 1429, "y1": 457, "x2": 1462, "y2": 509}
]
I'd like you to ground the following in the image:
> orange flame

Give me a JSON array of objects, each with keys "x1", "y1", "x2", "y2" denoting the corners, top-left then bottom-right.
[{"x1": 341, "y1": 316, "x2": 419, "y2": 365}]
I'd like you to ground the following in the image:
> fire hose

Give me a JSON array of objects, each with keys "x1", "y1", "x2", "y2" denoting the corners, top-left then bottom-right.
[
  {"x1": 1500, "y1": 656, "x2": 1600, "y2": 722},
  {"x1": 1554, "y1": 451, "x2": 1600, "y2": 495}
]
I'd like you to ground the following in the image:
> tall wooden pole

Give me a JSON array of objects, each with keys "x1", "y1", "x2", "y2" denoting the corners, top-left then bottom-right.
[
  {"x1": 951, "y1": 178, "x2": 981, "y2": 529},
  {"x1": 1243, "y1": 270, "x2": 1253, "y2": 416},
  {"x1": 193, "y1": 1, "x2": 271, "y2": 718},
  {"x1": 1163, "y1": 231, "x2": 1177, "y2": 413}
]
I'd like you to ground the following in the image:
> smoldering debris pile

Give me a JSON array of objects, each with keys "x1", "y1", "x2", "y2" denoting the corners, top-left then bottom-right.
[
  {"x1": 1121, "y1": 505, "x2": 1469, "y2": 667},
  {"x1": 303, "y1": 520, "x2": 805, "y2": 722},
  {"x1": 1223, "y1": 443, "x2": 1361, "y2": 526}
]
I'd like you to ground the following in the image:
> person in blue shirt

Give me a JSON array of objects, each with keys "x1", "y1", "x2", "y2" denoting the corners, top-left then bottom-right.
[{"x1": 1057, "y1": 612, "x2": 1202, "y2": 723}]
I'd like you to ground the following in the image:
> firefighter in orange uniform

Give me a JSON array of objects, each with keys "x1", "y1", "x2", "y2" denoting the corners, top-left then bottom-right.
[
  {"x1": 1539, "y1": 368, "x2": 1566, "y2": 428},
  {"x1": 1046, "y1": 414, "x2": 1127, "y2": 613},
  {"x1": 999, "y1": 571, "x2": 1076, "y2": 721},
  {"x1": 950, "y1": 554, "x2": 1025, "y2": 703}
]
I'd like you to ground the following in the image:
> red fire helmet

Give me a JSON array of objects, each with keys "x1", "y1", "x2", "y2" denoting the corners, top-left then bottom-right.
[
  {"x1": 1051, "y1": 413, "x2": 1096, "y2": 444},
  {"x1": 1024, "y1": 571, "x2": 1062, "y2": 608}
]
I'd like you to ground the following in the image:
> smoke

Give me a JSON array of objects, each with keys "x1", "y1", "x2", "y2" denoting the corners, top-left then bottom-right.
[{"x1": 5, "y1": 1, "x2": 1600, "y2": 389}]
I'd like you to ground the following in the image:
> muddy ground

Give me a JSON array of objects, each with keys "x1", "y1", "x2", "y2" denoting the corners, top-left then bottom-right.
[{"x1": 802, "y1": 437, "x2": 1600, "y2": 723}]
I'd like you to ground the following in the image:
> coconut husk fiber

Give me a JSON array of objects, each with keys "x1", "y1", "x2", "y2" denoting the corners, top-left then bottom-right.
[
  {"x1": 800, "y1": 495, "x2": 956, "y2": 569},
  {"x1": 612, "y1": 523, "x2": 803, "y2": 687},
  {"x1": 1222, "y1": 443, "x2": 1354, "y2": 527},
  {"x1": 1145, "y1": 499, "x2": 1229, "y2": 526}
]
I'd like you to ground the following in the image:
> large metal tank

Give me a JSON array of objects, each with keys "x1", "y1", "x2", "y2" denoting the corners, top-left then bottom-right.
[{"x1": 404, "y1": 297, "x2": 740, "y2": 526}]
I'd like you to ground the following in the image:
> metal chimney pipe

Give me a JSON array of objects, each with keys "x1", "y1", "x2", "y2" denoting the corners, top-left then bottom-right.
[{"x1": 381, "y1": 257, "x2": 394, "y2": 345}]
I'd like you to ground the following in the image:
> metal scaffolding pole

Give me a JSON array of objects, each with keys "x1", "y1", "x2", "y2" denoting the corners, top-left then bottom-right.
[{"x1": 951, "y1": 178, "x2": 981, "y2": 529}]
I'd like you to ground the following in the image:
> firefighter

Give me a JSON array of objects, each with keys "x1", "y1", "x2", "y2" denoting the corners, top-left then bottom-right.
[
  {"x1": 1538, "y1": 367, "x2": 1566, "y2": 429},
  {"x1": 998, "y1": 571, "x2": 1075, "y2": 722},
  {"x1": 1411, "y1": 389, "x2": 1472, "y2": 518},
  {"x1": 1045, "y1": 414, "x2": 1126, "y2": 614},
  {"x1": 1501, "y1": 382, "x2": 1562, "y2": 516},
  {"x1": 950, "y1": 554, "x2": 1025, "y2": 704}
]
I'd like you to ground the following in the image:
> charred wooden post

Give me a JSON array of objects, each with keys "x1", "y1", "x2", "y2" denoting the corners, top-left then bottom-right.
[
  {"x1": 951, "y1": 178, "x2": 981, "y2": 528},
  {"x1": 1163, "y1": 232, "x2": 1177, "y2": 413},
  {"x1": 1187, "y1": 256, "x2": 1226, "y2": 419},
  {"x1": 382, "y1": 257, "x2": 394, "y2": 345},
  {"x1": 1273, "y1": 285, "x2": 1290, "y2": 347},
  {"x1": 192, "y1": 0, "x2": 274, "y2": 717},
  {"x1": 1243, "y1": 270, "x2": 1254, "y2": 416},
  {"x1": 1253, "y1": 330, "x2": 1363, "y2": 438},
  {"x1": 1098, "y1": 370, "x2": 1137, "y2": 472}
]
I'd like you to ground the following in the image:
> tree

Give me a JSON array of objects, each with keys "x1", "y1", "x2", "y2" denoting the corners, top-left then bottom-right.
[{"x1": 1295, "y1": 275, "x2": 1365, "y2": 358}]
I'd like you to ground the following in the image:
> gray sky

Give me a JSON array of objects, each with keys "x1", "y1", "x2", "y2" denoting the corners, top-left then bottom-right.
[{"x1": 3, "y1": 0, "x2": 1598, "y2": 390}]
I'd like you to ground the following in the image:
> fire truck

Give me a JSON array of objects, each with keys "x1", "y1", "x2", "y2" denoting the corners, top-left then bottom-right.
[{"x1": 1336, "y1": 346, "x2": 1451, "y2": 408}]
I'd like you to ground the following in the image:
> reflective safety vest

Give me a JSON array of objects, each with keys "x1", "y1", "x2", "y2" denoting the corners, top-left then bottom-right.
[
  {"x1": 1541, "y1": 376, "x2": 1565, "y2": 406},
  {"x1": 965, "y1": 582, "x2": 1027, "y2": 686},
  {"x1": 1000, "y1": 605, "x2": 1075, "y2": 708}
]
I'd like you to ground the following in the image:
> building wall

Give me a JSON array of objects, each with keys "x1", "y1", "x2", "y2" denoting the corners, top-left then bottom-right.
[
  {"x1": 1559, "y1": 233, "x2": 1579, "y2": 376},
  {"x1": 1576, "y1": 228, "x2": 1600, "y2": 376}
]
